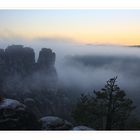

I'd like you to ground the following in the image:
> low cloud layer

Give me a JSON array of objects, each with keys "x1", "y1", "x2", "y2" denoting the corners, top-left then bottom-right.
[{"x1": 1, "y1": 37, "x2": 140, "y2": 111}]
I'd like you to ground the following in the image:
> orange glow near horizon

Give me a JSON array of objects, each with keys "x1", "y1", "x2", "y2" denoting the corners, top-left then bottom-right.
[{"x1": 0, "y1": 10, "x2": 140, "y2": 46}]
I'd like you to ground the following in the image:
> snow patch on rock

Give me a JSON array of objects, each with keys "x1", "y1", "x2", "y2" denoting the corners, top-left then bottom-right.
[{"x1": 0, "y1": 98, "x2": 25, "y2": 110}]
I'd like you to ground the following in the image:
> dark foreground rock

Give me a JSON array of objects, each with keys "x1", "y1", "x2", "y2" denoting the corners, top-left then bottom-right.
[
  {"x1": 72, "y1": 125, "x2": 94, "y2": 130},
  {"x1": 24, "y1": 98, "x2": 42, "y2": 118},
  {"x1": 0, "y1": 98, "x2": 40, "y2": 130},
  {"x1": 0, "y1": 98, "x2": 96, "y2": 130},
  {"x1": 39, "y1": 116, "x2": 73, "y2": 130}
]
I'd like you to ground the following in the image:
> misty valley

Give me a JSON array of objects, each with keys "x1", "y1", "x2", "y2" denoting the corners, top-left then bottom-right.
[{"x1": 0, "y1": 44, "x2": 140, "y2": 130}]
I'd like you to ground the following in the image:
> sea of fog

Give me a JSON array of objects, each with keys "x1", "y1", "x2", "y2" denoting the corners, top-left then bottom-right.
[{"x1": 1, "y1": 37, "x2": 140, "y2": 114}]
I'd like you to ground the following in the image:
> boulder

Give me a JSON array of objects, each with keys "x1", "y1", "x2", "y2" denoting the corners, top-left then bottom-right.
[
  {"x1": 39, "y1": 116, "x2": 73, "y2": 130},
  {"x1": 0, "y1": 98, "x2": 25, "y2": 110},
  {"x1": 0, "y1": 98, "x2": 40, "y2": 130},
  {"x1": 72, "y1": 125, "x2": 94, "y2": 130},
  {"x1": 24, "y1": 98, "x2": 42, "y2": 118}
]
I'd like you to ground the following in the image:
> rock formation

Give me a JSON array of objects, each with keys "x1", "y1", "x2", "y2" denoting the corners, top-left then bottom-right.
[
  {"x1": 4, "y1": 45, "x2": 35, "y2": 76},
  {"x1": 72, "y1": 125, "x2": 94, "y2": 130},
  {"x1": 39, "y1": 116, "x2": 73, "y2": 130},
  {"x1": 37, "y1": 48, "x2": 55, "y2": 68},
  {"x1": 0, "y1": 45, "x2": 57, "y2": 97},
  {"x1": 0, "y1": 98, "x2": 95, "y2": 130},
  {"x1": 0, "y1": 98, "x2": 40, "y2": 130}
]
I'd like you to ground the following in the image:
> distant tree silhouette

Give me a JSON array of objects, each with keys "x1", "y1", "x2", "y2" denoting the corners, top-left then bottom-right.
[{"x1": 72, "y1": 77, "x2": 135, "y2": 130}]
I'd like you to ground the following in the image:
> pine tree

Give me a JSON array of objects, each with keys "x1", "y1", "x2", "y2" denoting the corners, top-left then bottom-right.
[{"x1": 72, "y1": 77, "x2": 135, "y2": 130}]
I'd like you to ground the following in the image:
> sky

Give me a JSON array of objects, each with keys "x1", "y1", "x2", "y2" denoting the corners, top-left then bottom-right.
[{"x1": 0, "y1": 10, "x2": 140, "y2": 45}]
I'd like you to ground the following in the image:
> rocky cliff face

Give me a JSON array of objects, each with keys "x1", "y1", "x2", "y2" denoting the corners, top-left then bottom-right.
[
  {"x1": 35, "y1": 48, "x2": 57, "y2": 91},
  {"x1": 37, "y1": 48, "x2": 55, "y2": 68},
  {"x1": 4, "y1": 45, "x2": 35, "y2": 75},
  {"x1": 0, "y1": 45, "x2": 57, "y2": 98}
]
